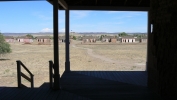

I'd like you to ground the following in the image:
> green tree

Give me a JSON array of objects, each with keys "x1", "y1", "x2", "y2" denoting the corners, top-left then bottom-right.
[
  {"x1": 26, "y1": 34, "x2": 34, "y2": 39},
  {"x1": 100, "y1": 35, "x2": 104, "y2": 40},
  {"x1": 0, "y1": 33, "x2": 12, "y2": 58},
  {"x1": 119, "y1": 32, "x2": 128, "y2": 36},
  {"x1": 73, "y1": 36, "x2": 77, "y2": 40}
]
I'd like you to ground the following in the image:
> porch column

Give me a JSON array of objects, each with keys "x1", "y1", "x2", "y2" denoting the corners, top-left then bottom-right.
[
  {"x1": 53, "y1": 0, "x2": 60, "y2": 90},
  {"x1": 65, "y1": 9, "x2": 70, "y2": 72},
  {"x1": 146, "y1": 10, "x2": 151, "y2": 71}
]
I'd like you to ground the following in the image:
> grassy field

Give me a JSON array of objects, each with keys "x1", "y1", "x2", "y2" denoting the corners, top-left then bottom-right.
[{"x1": 0, "y1": 41, "x2": 147, "y2": 87}]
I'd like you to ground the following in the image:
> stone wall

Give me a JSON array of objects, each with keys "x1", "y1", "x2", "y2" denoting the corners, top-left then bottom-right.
[{"x1": 148, "y1": 0, "x2": 177, "y2": 99}]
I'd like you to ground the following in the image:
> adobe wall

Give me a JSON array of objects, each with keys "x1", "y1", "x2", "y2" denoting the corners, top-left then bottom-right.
[{"x1": 148, "y1": 0, "x2": 177, "y2": 99}]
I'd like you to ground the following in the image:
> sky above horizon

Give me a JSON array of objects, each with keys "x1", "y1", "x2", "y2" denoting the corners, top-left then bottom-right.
[{"x1": 0, "y1": 1, "x2": 147, "y2": 33}]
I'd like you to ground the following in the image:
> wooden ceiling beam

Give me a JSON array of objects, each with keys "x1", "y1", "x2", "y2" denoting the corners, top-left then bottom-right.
[
  {"x1": 68, "y1": 6, "x2": 150, "y2": 11},
  {"x1": 110, "y1": 0, "x2": 112, "y2": 5},
  {"x1": 124, "y1": 0, "x2": 127, "y2": 5},
  {"x1": 138, "y1": 0, "x2": 142, "y2": 5},
  {"x1": 74, "y1": 0, "x2": 83, "y2": 5},
  {"x1": 58, "y1": 0, "x2": 68, "y2": 10}
]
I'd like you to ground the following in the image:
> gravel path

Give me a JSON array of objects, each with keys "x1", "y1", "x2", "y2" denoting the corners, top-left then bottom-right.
[
  {"x1": 72, "y1": 44, "x2": 145, "y2": 67},
  {"x1": 72, "y1": 44, "x2": 123, "y2": 64}
]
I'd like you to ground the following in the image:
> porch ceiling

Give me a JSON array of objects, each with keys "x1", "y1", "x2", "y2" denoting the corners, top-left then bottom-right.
[{"x1": 47, "y1": 0, "x2": 150, "y2": 11}]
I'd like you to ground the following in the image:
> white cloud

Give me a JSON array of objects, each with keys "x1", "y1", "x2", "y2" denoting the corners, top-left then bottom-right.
[
  {"x1": 106, "y1": 11, "x2": 134, "y2": 14},
  {"x1": 41, "y1": 28, "x2": 53, "y2": 32},
  {"x1": 32, "y1": 12, "x2": 52, "y2": 20},
  {"x1": 38, "y1": 15, "x2": 52, "y2": 20},
  {"x1": 126, "y1": 16, "x2": 133, "y2": 18},
  {"x1": 71, "y1": 11, "x2": 92, "y2": 19},
  {"x1": 59, "y1": 28, "x2": 65, "y2": 32},
  {"x1": 106, "y1": 11, "x2": 118, "y2": 13},
  {"x1": 40, "y1": 28, "x2": 65, "y2": 32}
]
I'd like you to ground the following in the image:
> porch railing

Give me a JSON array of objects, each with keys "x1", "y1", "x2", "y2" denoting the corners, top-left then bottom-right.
[
  {"x1": 16, "y1": 60, "x2": 34, "y2": 88},
  {"x1": 49, "y1": 60, "x2": 54, "y2": 89}
]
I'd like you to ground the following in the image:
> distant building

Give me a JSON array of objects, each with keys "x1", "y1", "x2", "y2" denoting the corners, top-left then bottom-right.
[
  {"x1": 4, "y1": 36, "x2": 15, "y2": 43},
  {"x1": 58, "y1": 36, "x2": 73, "y2": 43},
  {"x1": 58, "y1": 36, "x2": 65, "y2": 43},
  {"x1": 102, "y1": 36, "x2": 117, "y2": 43},
  {"x1": 36, "y1": 36, "x2": 51, "y2": 45},
  {"x1": 140, "y1": 37, "x2": 148, "y2": 43},
  {"x1": 82, "y1": 36, "x2": 96, "y2": 43},
  {"x1": 17, "y1": 36, "x2": 33, "y2": 43},
  {"x1": 120, "y1": 36, "x2": 135, "y2": 43}
]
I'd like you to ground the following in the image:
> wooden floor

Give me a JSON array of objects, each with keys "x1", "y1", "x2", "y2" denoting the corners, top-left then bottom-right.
[{"x1": 0, "y1": 71, "x2": 160, "y2": 100}]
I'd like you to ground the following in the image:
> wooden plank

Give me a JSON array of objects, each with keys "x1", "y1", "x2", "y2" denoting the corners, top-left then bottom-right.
[
  {"x1": 45, "y1": 90, "x2": 61, "y2": 100},
  {"x1": 93, "y1": 71, "x2": 98, "y2": 78},
  {"x1": 21, "y1": 83, "x2": 28, "y2": 88},
  {"x1": 61, "y1": 90, "x2": 70, "y2": 100},
  {"x1": 124, "y1": 71, "x2": 140, "y2": 85},
  {"x1": 27, "y1": 89, "x2": 46, "y2": 100},
  {"x1": 131, "y1": 71, "x2": 145, "y2": 86},
  {"x1": 109, "y1": 71, "x2": 118, "y2": 81},
  {"x1": 102, "y1": 71, "x2": 109, "y2": 80},
  {"x1": 56, "y1": 90, "x2": 64, "y2": 100},
  {"x1": 106, "y1": 71, "x2": 115, "y2": 81},
  {"x1": 129, "y1": 71, "x2": 146, "y2": 86},
  {"x1": 90, "y1": 71, "x2": 94, "y2": 77},
  {"x1": 121, "y1": 71, "x2": 133, "y2": 84},
  {"x1": 133, "y1": 71, "x2": 147, "y2": 86},
  {"x1": 114, "y1": 71, "x2": 128, "y2": 83},
  {"x1": 111, "y1": 71, "x2": 120, "y2": 81},
  {"x1": 99, "y1": 71, "x2": 105, "y2": 79},
  {"x1": 36, "y1": 89, "x2": 54, "y2": 100},
  {"x1": 21, "y1": 72, "x2": 31, "y2": 82},
  {"x1": 0, "y1": 87, "x2": 5, "y2": 91},
  {"x1": 65, "y1": 6, "x2": 150, "y2": 11},
  {"x1": 0, "y1": 88, "x2": 17, "y2": 99},
  {"x1": 20, "y1": 89, "x2": 36, "y2": 100},
  {"x1": 20, "y1": 62, "x2": 33, "y2": 76},
  {"x1": 12, "y1": 88, "x2": 32, "y2": 99},
  {"x1": 9, "y1": 88, "x2": 31, "y2": 100},
  {"x1": 86, "y1": 71, "x2": 89, "y2": 76},
  {"x1": 94, "y1": 71, "x2": 101, "y2": 79}
]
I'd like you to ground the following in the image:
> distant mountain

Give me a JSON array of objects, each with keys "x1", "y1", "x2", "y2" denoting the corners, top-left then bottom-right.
[{"x1": 2, "y1": 32, "x2": 147, "y2": 37}]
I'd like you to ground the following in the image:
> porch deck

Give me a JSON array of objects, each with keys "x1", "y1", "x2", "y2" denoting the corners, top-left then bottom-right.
[{"x1": 0, "y1": 71, "x2": 160, "y2": 100}]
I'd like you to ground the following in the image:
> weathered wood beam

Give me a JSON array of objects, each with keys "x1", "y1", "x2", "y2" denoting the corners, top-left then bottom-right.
[
  {"x1": 110, "y1": 0, "x2": 112, "y2": 5},
  {"x1": 68, "y1": 6, "x2": 150, "y2": 11},
  {"x1": 65, "y1": 9, "x2": 70, "y2": 72},
  {"x1": 138, "y1": 0, "x2": 142, "y2": 5},
  {"x1": 124, "y1": 0, "x2": 127, "y2": 5},
  {"x1": 74, "y1": 0, "x2": 83, "y2": 5},
  {"x1": 53, "y1": 0, "x2": 60, "y2": 90},
  {"x1": 58, "y1": 0, "x2": 68, "y2": 10},
  {"x1": 147, "y1": 10, "x2": 151, "y2": 71}
]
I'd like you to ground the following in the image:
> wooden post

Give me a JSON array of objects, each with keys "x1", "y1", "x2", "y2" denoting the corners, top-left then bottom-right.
[
  {"x1": 16, "y1": 60, "x2": 21, "y2": 88},
  {"x1": 65, "y1": 9, "x2": 70, "y2": 72},
  {"x1": 49, "y1": 60, "x2": 53, "y2": 89},
  {"x1": 53, "y1": 0, "x2": 60, "y2": 90},
  {"x1": 146, "y1": 11, "x2": 151, "y2": 72},
  {"x1": 31, "y1": 75, "x2": 34, "y2": 88}
]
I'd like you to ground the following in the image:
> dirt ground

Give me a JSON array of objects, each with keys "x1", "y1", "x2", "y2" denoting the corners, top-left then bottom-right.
[{"x1": 0, "y1": 40, "x2": 147, "y2": 87}]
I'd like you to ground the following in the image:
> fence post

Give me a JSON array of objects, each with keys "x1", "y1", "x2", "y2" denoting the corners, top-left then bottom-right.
[
  {"x1": 31, "y1": 75, "x2": 34, "y2": 88},
  {"x1": 49, "y1": 60, "x2": 53, "y2": 89},
  {"x1": 16, "y1": 60, "x2": 21, "y2": 88}
]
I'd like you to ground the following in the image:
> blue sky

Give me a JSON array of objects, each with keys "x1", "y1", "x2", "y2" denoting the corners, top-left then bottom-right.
[{"x1": 0, "y1": 1, "x2": 147, "y2": 33}]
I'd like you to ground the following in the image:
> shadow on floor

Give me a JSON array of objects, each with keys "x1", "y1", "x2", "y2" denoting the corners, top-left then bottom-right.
[
  {"x1": 60, "y1": 71, "x2": 160, "y2": 100},
  {"x1": 0, "y1": 71, "x2": 160, "y2": 100}
]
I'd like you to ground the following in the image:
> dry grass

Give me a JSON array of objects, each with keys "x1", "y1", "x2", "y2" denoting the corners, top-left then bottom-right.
[{"x1": 0, "y1": 41, "x2": 147, "y2": 87}]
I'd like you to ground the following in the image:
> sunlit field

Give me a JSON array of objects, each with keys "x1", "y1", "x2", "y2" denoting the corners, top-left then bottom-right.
[{"x1": 0, "y1": 40, "x2": 147, "y2": 87}]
